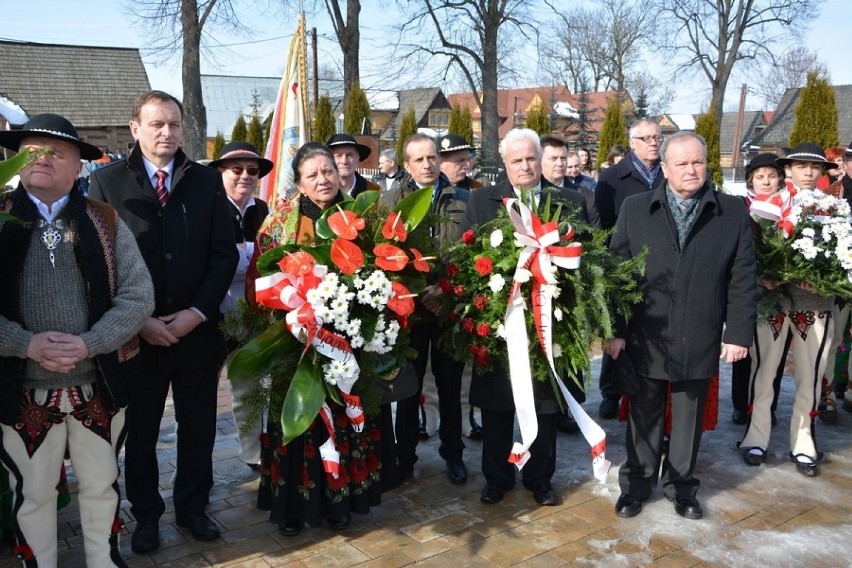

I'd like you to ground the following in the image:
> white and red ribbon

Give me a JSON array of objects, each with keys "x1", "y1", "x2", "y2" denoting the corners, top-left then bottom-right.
[
  {"x1": 318, "y1": 402, "x2": 340, "y2": 477},
  {"x1": 502, "y1": 198, "x2": 610, "y2": 481},
  {"x1": 255, "y1": 262, "x2": 365, "y2": 432},
  {"x1": 748, "y1": 189, "x2": 796, "y2": 238}
]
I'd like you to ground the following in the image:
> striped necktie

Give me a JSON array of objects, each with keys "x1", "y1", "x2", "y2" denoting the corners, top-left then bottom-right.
[{"x1": 154, "y1": 169, "x2": 169, "y2": 207}]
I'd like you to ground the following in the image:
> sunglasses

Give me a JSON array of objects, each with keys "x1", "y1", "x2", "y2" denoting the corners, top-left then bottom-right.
[{"x1": 226, "y1": 165, "x2": 260, "y2": 176}]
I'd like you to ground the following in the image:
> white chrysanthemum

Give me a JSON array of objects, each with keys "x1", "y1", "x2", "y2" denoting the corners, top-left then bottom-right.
[
  {"x1": 800, "y1": 227, "x2": 816, "y2": 238},
  {"x1": 554, "y1": 307, "x2": 563, "y2": 321},
  {"x1": 553, "y1": 344, "x2": 562, "y2": 358},
  {"x1": 489, "y1": 274, "x2": 505, "y2": 293},
  {"x1": 490, "y1": 229, "x2": 504, "y2": 248},
  {"x1": 495, "y1": 324, "x2": 506, "y2": 339},
  {"x1": 305, "y1": 287, "x2": 323, "y2": 305}
]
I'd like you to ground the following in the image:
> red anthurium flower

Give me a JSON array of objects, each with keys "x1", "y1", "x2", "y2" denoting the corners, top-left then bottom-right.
[
  {"x1": 387, "y1": 282, "x2": 415, "y2": 317},
  {"x1": 327, "y1": 209, "x2": 365, "y2": 240},
  {"x1": 373, "y1": 243, "x2": 409, "y2": 271},
  {"x1": 410, "y1": 248, "x2": 430, "y2": 272},
  {"x1": 278, "y1": 250, "x2": 315, "y2": 276},
  {"x1": 382, "y1": 211, "x2": 408, "y2": 242},
  {"x1": 331, "y1": 238, "x2": 364, "y2": 275}
]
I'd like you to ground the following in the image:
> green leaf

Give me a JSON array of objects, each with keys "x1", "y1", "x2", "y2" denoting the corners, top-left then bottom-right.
[
  {"x1": 394, "y1": 186, "x2": 433, "y2": 231},
  {"x1": 353, "y1": 190, "x2": 380, "y2": 215},
  {"x1": 280, "y1": 357, "x2": 326, "y2": 443},
  {"x1": 228, "y1": 320, "x2": 298, "y2": 380},
  {"x1": 0, "y1": 148, "x2": 30, "y2": 187}
]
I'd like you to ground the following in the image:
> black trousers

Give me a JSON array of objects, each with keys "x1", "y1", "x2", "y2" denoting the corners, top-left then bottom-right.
[
  {"x1": 598, "y1": 352, "x2": 620, "y2": 400},
  {"x1": 395, "y1": 321, "x2": 465, "y2": 467},
  {"x1": 480, "y1": 409, "x2": 559, "y2": 491},
  {"x1": 619, "y1": 377, "x2": 710, "y2": 501},
  {"x1": 731, "y1": 331, "x2": 790, "y2": 413},
  {"x1": 125, "y1": 366, "x2": 219, "y2": 523}
]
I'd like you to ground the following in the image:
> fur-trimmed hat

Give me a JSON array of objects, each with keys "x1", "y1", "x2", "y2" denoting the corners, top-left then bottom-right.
[
  {"x1": 0, "y1": 113, "x2": 102, "y2": 161},
  {"x1": 208, "y1": 141, "x2": 274, "y2": 178}
]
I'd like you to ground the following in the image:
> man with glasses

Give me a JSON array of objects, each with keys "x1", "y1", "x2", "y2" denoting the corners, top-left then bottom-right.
[
  {"x1": 208, "y1": 141, "x2": 271, "y2": 471},
  {"x1": 594, "y1": 118, "x2": 665, "y2": 419}
]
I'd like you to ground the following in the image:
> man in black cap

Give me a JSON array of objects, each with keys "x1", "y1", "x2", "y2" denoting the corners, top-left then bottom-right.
[
  {"x1": 0, "y1": 113, "x2": 154, "y2": 566},
  {"x1": 208, "y1": 141, "x2": 271, "y2": 471},
  {"x1": 438, "y1": 133, "x2": 483, "y2": 191},
  {"x1": 326, "y1": 133, "x2": 381, "y2": 198},
  {"x1": 89, "y1": 90, "x2": 238, "y2": 552}
]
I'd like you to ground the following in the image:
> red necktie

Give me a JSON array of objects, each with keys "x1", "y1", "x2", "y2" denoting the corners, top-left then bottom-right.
[{"x1": 154, "y1": 170, "x2": 169, "y2": 207}]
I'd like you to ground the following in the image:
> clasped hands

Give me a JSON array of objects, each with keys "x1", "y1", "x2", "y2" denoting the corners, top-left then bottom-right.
[
  {"x1": 27, "y1": 331, "x2": 89, "y2": 374},
  {"x1": 139, "y1": 309, "x2": 203, "y2": 347}
]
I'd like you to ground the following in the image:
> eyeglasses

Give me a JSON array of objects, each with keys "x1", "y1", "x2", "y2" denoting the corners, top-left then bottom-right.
[
  {"x1": 632, "y1": 135, "x2": 662, "y2": 144},
  {"x1": 225, "y1": 165, "x2": 260, "y2": 176}
]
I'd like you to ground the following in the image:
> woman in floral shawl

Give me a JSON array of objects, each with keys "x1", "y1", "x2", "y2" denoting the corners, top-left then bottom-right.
[{"x1": 250, "y1": 142, "x2": 399, "y2": 536}]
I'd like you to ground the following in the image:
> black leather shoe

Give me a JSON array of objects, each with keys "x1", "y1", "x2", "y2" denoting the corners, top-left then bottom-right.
[
  {"x1": 557, "y1": 414, "x2": 580, "y2": 434},
  {"x1": 401, "y1": 464, "x2": 414, "y2": 481},
  {"x1": 673, "y1": 496, "x2": 703, "y2": 519},
  {"x1": 131, "y1": 521, "x2": 160, "y2": 553},
  {"x1": 480, "y1": 485, "x2": 504, "y2": 504},
  {"x1": 247, "y1": 462, "x2": 260, "y2": 471},
  {"x1": 278, "y1": 518, "x2": 303, "y2": 537},
  {"x1": 599, "y1": 397, "x2": 620, "y2": 419},
  {"x1": 731, "y1": 409, "x2": 748, "y2": 425},
  {"x1": 614, "y1": 494, "x2": 642, "y2": 518},
  {"x1": 326, "y1": 516, "x2": 350, "y2": 531},
  {"x1": 532, "y1": 484, "x2": 558, "y2": 506},
  {"x1": 176, "y1": 512, "x2": 220, "y2": 541},
  {"x1": 468, "y1": 424, "x2": 483, "y2": 440},
  {"x1": 790, "y1": 453, "x2": 819, "y2": 477},
  {"x1": 446, "y1": 459, "x2": 468, "y2": 484}
]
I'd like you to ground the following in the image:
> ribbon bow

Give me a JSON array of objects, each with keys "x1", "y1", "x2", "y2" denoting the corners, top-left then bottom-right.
[
  {"x1": 749, "y1": 189, "x2": 796, "y2": 238},
  {"x1": 501, "y1": 198, "x2": 610, "y2": 481}
]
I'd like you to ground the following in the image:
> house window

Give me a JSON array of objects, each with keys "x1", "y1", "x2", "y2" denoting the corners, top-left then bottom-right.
[{"x1": 428, "y1": 111, "x2": 449, "y2": 128}]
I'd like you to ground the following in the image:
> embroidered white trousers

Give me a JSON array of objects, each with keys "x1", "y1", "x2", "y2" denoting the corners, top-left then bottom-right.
[
  {"x1": 742, "y1": 310, "x2": 833, "y2": 460},
  {"x1": 0, "y1": 386, "x2": 126, "y2": 568}
]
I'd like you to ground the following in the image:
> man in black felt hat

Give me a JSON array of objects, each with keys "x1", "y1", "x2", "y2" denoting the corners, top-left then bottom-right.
[
  {"x1": 0, "y1": 113, "x2": 154, "y2": 566},
  {"x1": 208, "y1": 141, "x2": 271, "y2": 471},
  {"x1": 778, "y1": 142, "x2": 834, "y2": 193},
  {"x1": 326, "y1": 133, "x2": 381, "y2": 198},
  {"x1": 438, "y1": 133, "x2": 483, "y2": 191}
]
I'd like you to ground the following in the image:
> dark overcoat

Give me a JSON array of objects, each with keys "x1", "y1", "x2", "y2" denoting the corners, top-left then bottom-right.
[
  {"x1": 610, "y1": 182, "x2": 757, "y2": 382},
  {"x1": 595, "y1": 155, "x2": 664, "y2": 229},
  {"x1": 459, "y1": 179, "x2": 589, "y2": 412},
  {"x1": 89, "y1": 145, "x2": 238, "y2": 370}
]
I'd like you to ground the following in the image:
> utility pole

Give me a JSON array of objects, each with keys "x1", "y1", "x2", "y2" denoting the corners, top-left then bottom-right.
[{"x1": 311, "y1": 27, "x2": 319, "y2": 112}]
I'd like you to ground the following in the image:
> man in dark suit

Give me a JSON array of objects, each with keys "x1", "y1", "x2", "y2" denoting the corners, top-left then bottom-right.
[
  {"x1": 89, "y1": 90, "x2": 238, "y2": 553},
  {"x1": 606, "y1": 131, "x2": 756, "y2": 520},
  {"x1": 460, "y1": 128, "x2": 589, "y2": 507},
  {"x1": 593, "y1": 118, "x2": 665, "y2": 419}
]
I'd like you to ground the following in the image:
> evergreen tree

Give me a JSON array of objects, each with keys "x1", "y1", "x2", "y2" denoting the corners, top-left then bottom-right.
[
  {"x1": 344, "y1": 85, "x2": 372, "y2": 135},
  {"x1": 213, "y1": 130, "x2": 226, "y2": 158},
  {"x1": 524, "y1": 96, "x2": 551, "y2": 136},
  {"x1": 573, "y1": 81, "x2": 593, "y2": 149},
  {"x1": 231, "y1": 115, "x2": 247, "y2": 142},
  {"x1": 694, "y1": 107, "x2": 723, "y2": 187},
  {"x1": 313, "y1": 95, "x2": 336, "y2": 143},
  {"x1": 448, "y1": 103, "x2": 463, "y2": 135},
  {"x1": 247, "y1": 114, "x2": 265, "y2": 154},
  {"x1": 263, "y1": 114, "x2": 273, "y2": 148},
  {"x1": 396, "y1": 107, "x2": 418, "y2": 165},
  {"x1": 596, "y1": 97, "x2": 629, "y2": 170},
  {"x1": 634, "y1": 89, "x2": 648, "y2": 119},
  {"x1": 459, "y1": 106, "x2": 475, "y2": 146},
  {"x1": 789, "y1": 69, "x2": 840, "y2": 148}
]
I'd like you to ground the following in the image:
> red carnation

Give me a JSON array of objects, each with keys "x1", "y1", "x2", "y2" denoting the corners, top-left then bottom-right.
[
  {"x1": 461, "y1": 318, "x2": 475, "y2": 333},
  {"x1": 439, "y1": 278, "x2": 453, "y2": 293},
  {"x1": 474, "y1": 257, "x2": 493, "y2": 276},
  {"x1": 327, "y1": 467, "x2": 350, "y2": 490},
  {"x1": 350, "y1": 458, "x2": 368, "y2": 483},
  {"x1": 454, "y1": 284, "x2": 465, "y2": 297},
  {"x1": 447, "y1": 263, "x2": 460, "y2": 277},
  {"x1": 461, "y1": 229, "x2": 475, "y2": 245},
  {"x1": 473, "y1": 295, "x2": 488, "y2": 310},
  {"x1": 476, "y1": 323, "x2": 490, "y2": 337},
  {"x1": 366, "y1": 450, "x2": 380, "y2": 472}
]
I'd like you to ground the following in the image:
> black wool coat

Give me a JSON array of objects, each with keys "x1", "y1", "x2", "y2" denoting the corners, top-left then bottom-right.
[
  {"x1": 89, "y1": 145, "x2": 238, "y2": 370},
  {"x1": 459, "y1": 179, "x2": 589, "y2": 412},
  {"x1": 610, "y1": 182, "x2": 757, "y2": 382},
  {"x1": 595, "y1": 155, "x2": 664, "y2": 230}
]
